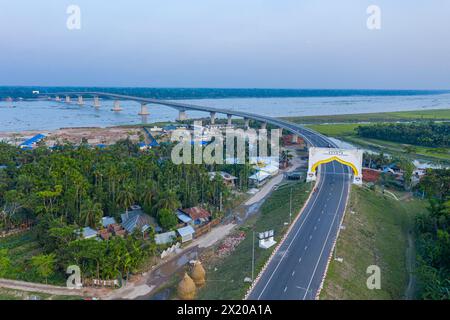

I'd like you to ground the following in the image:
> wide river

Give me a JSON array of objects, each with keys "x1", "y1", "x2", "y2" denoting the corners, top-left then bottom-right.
[{"x1": 1, "y1": 93, "x2": 450, "y2": 132}]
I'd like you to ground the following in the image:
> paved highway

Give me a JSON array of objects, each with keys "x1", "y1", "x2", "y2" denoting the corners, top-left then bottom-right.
[{"x1": 49, "y1": 92, "x2": 352, "y2": 300}]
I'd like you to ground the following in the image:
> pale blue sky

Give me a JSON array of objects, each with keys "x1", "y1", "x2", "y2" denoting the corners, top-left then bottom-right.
[{"x1": 0, "y1": 1, "x2": 449, "y2": 89}]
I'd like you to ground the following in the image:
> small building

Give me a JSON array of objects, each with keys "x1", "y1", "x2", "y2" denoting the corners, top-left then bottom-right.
[
  {"x1": 19, "y1": 134, "x2": 46, "y2": 149},
  {"x1": 80, "y1": 227, "x2": 97, "y2": 240},
  {"x1": 121, "y1": 210, "x2": 154, "y2": 234},
  {"x1": 155, "y1": 231, "x2": 177, "y2": 245},
  {"x1": 178, "y1": 207, "x2": 211, "y2": 226},
  {"x1": 101, "y1": 216, "x2": 116, "y2": 228},
  {"x1": 208, "y1": 171, "x2": 238, "y2": 187},
  {"x1": 177, "y1": 225, "x2": 195, "y2": 243},
  {"x1": 259, "y1": 164, "x2": 279, "y2": 176},
  {"x1": 163, "y1": 125, "x2": 178, "y2": 132},
  {"x1": 249, "y1": 171, "x2": 271, "y2": 186},
  {"x1": 177, "y1": 211, "x2": 193, "y2": 225}
]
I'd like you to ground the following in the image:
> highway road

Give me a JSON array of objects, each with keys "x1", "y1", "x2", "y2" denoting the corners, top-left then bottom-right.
[{"x1": 48, "y1": 91, "x2": 352, "y2": 300}]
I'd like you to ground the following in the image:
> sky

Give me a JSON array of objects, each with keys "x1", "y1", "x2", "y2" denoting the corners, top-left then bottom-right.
[{"x1": 0, "y1": 0, "x2": 449, "y2": 89}]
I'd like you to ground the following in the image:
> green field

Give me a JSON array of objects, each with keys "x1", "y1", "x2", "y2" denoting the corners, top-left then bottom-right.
[
  {"x1": 320, "y1": 186, "x2": 427, "y2": 300},
  {"x1": 305, "y1": 123, "x2": 450, "y2": 163},
  {"x1": 283, "y1": 108, "x2": 450, "y2": 124},
  {"x1": 197, "y1": 181, "x2": 312, "y2": 300}
]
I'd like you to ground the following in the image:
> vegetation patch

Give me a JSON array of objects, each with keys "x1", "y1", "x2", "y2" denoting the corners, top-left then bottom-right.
[
  {"x1": 320, "y1": 186, "x2": 427, "y2": 300},
  {"x1": 283, "y1": 108, "x2": 450, "y2": 124}
]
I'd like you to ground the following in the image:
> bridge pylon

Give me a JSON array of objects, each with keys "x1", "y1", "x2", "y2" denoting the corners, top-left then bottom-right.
[
  {"x1": 111, "y1": 100, "x2": 122, "y2": 112},
  {"x1": 138, "y1": 103, "x2": 150, "y2": 115}
]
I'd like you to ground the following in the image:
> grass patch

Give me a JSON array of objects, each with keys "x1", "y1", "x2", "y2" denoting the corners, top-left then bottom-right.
[
  {"x1": 306, "y1": 124, "x2": 362, "y2": 138},
  {"x1": 304, "y1": 124, "x2": 450, "y2": 163},
  {"x1": 283, "y1": 108, "x2": 450, "y2": 124},
  {"x1": 320, "y1": 186, "x2": 427, "y2": 300},
  {"x1": 197, "y1": 181, "x2": 312, "y2": 300},
  {"x1": 0, "y1": 288, "x2": 81, "y2": 300},
  {"x1": 0, "y1": 231, "x2": 66, "y2": 285}
]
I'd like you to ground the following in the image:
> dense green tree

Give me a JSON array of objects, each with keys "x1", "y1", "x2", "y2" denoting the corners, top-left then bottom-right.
[{"x1": 31, "y1": 253, "x2": 56, "y2": 284}]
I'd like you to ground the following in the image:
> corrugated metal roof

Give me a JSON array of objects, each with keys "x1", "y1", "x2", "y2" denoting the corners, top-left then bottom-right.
[
  {"x1": 177, "y1": 225, "x2": 195, "y2": 237},
  {"x1": 155, "y1": 231, "x2": 177, "y2": 245},
  {"x1": 102, "y1": 216, "x2": 116, "y2": 228},
  {"x1": 177, "y1": 213, "x2": 193, "y2": 223},
  {"x1": 19, "y1": 134, "x2": 46, "y2": 147}
]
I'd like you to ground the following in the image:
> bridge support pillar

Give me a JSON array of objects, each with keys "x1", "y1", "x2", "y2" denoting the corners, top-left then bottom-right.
[
  {"x1": 93, "y1": 96, "x2": 101, "y2": 108},
  {"x1": 291, "y1": 134, "x2": 298, "y2": 144},
  {"x1": 138, "y1": 103, "x2": 150, "y2": 115},
  {"x1": 55, "y1": 95, "x2": 61, "y2": 102},
  {"x1": 77, "y1": 95, "x2": 84, "y2": 106},
  {"x1": 65, "y1": 95, "x2": 71, "y2": 103},
  {"x1": 178, "y1": 109, "x2": 188, "y2": 121},
  {"x1": 227, "y1": 114, "x2": 233, "y2": 127},
  {"x1": 210, "y1": 112, "x2": 216, "y2": 125},
  {"x1": 244, "y1": 118, "x2": 250, "y2": 129},
  {"x1": 261, "y1": 122, "x2": 267, "y2": 130},
  {"x1": 111, "y1": 100, "x2": 122, "y2": 112}
]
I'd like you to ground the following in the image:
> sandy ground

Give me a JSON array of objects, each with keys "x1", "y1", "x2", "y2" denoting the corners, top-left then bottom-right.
[{"x1": 0, "y1": 127, "x2": 144, "y2": 146}]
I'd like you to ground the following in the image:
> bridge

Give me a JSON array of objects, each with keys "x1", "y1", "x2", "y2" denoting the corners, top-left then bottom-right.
[{"x1": 47, "y1": 91, "x2": 351, "y2": 300}]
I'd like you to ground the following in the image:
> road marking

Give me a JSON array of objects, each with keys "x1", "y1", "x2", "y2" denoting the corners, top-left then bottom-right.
[
  {"x1": 284, "y1": 286, "x2": 288, "y2": 293},
  {"x1": 304, "y1": 246, "x2": 308, "y2": 251},
  {"x1": 254, "y1": 174, "x2": 327, "y2": 300},
  {"x1": 292, "y1": 271, "x2": 295, "y2": 277},
  {"x1": 314, "y1": 226, "x2": 317, "y2": 230},
  {"x1": 302, "y1": 163, "x2": 346, "y2": 300},
  {"x1": 309, "y1": 235, "x2": 313, "y2": 240},
  {"x1": 298, "y1": 257, "x2": 302, "y2": 263}
]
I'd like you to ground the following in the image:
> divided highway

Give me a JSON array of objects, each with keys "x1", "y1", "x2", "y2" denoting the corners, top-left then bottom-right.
[{"x1": 49, "y1": 92, "x2": 352, "y2": 300}]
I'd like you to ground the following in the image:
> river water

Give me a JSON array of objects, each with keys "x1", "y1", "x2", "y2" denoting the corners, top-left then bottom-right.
[{"x1": 1, "y1": 92, "x2": 450, "y2": 132}]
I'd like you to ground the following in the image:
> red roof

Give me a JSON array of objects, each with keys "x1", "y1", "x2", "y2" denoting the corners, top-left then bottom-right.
[{"x1": 182, "y1": 207, "x2": 211, "y2": 220}]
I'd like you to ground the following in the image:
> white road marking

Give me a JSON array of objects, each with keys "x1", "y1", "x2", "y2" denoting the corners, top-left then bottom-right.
[
  {"x1": 302, "y1": 163, "x2": 346, "y2": 300},
  {"x1": 284, "y1": 286, "x2": 288, "y2": 293},
  {"x1": 255, "y1": 174, "x2": 327, "y2": 300},
  {"x1": 292, "y1": 271, "x2": 295, "y2": 277}
]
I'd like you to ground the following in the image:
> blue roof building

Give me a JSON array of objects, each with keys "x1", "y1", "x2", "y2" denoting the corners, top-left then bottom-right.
[{"x1": 19, "y1": 134, "x2": 46, "y2": 149}]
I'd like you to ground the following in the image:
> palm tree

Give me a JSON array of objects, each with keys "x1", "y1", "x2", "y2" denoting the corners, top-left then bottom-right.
[
  {"x1": 141, "y1": 180, "x2": 157, "y2": 209},
  {"x1": 80, "y1": 200, "x2": 103, "y2": 228},
  {"x1": 153, "y1": 190, "x2": 181, "y2": 212},
  {"x1": 117, "y1": 184, "x2": 136, "y2": 213}
]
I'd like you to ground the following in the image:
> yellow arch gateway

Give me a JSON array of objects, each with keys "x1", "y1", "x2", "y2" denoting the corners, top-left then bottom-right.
[{"x1": 311, "y1": 156, "x2": 359, "y2": 176}]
